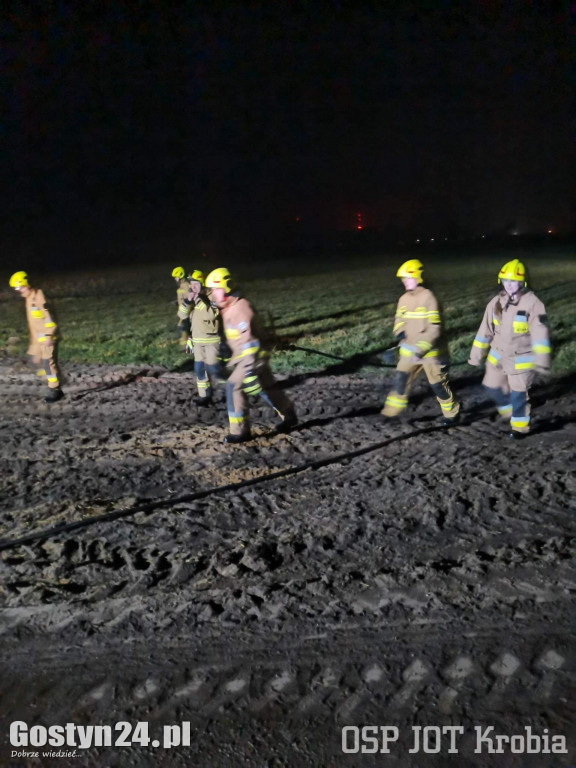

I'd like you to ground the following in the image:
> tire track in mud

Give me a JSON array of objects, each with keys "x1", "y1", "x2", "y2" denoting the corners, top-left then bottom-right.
[
  {"x1": 0, "y1": 422, "x2": 481, "y2": 552},
  {"x1": 1, "y1": 626, "x2": 573, "y2": 762},
  {"x1": 0, "y1": 361, "x2": 575, "y2": 763}
]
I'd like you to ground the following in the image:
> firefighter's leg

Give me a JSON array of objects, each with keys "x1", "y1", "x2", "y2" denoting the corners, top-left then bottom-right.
[
  {"x1": 28, "y1": 353, "x2": 45, "y2": 380},
  {"x1": 424, "y1": 361, "x2": 460, "y2": 419},
  {"x1": 37, "y1": 344, "x2": 63, "y2": 402},
  {"x1": 194, "y1": 360, "x2": 211, "y2": 401},
  {"x1": 482, "y1": 365, "x2": 512, "y2": 419},
  {"x1": 255, "y1": 360, "x2": 294, "y2": 418},
  {"x1": 44, "y1": 345, "x2": 61, "y2": 390},
  {"x1": 203, "y1": 343, "x2": 223, "y2": 395},
  {"x1": 193, "y1": 344, "x2": 211, "y2": 401},
  {"x1": 509, "y1": 372, "x2": 534, "y2": 435},
  {"x1": 226, "y1": 364, "x2": 251, "y2": 437},
  {"x1": 207, "y1": 363, "x2": 224, "y2": 388},
  {"x1": 381, "y1": 359, "x2": 420, "y2": 417}
]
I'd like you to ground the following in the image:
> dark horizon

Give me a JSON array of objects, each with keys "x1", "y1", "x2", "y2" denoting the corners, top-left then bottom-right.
[{"x1": 2, "y1": 2, "x2": 574, "y2": 267}]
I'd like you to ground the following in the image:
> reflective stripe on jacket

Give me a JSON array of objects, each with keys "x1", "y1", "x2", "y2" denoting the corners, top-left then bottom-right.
[
  {"x1": 469, "y1": 289, "x2": 550, "y2": 373},
  {"x1": 191, "y1": 296, "x2": 221, "y2": 344},
  {"x1": 219, "y1": 295, "x2": 265, "y2": 366},
  {"x1": 25, "y1": 289, "x2": 57, "y2": 344},
  {"x1": 176, "y1": 280, "x2": 191, "y2": 321},
  {"x1": 393, "y1": 285, "x2": 442, "y2": 358}
]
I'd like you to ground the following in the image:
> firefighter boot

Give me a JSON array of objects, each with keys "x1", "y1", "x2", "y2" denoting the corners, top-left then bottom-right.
[
  {"x1": 224, "y1": 430, "x2": 252, "y2": 444},
  {"x1": 509, "y1": 430, "x2": 527, "y2": 441},
  {"x1": 44, "y1": 388, "x2": 64, "y2": 404},
  {"x1": 440, "y1": 412, "x2": 460, "y2": 427}
]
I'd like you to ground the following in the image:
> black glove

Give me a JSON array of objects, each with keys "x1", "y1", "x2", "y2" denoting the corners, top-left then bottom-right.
[
  {"x1": 381, "y1": 348, "x2": 397, "y2": 365},
  {"x1": 218, "y1": 341, "x2": 232, "y2": 362}
]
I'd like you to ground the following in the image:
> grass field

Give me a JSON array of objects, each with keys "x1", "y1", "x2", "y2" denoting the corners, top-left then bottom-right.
[{"x1": 1, "y1": 247, "x2": 575, "y2": 374}]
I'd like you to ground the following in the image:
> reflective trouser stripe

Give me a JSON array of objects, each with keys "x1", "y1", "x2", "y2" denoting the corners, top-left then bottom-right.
[
  {"x1": 383, "y1": 358, "x2": 459, "y2": 418},
  {"x1": 31, "y1": 351, "x2": 60, "y2": 388},
  {"x1": 483, "y1": 367, "x2": 532, "y2": 432},
  {"x1": 194, "y1": 360, "x2": 212, "y2": 399},
  {"x1": 226, "y1": 359, "x2": 293, "y2": 435},
  {"x1": 384, "y1": 393, "x2": 408, "y2": 412},
  {"x1": 510, "y1": 388, "x2": 530, "y2": 432}
]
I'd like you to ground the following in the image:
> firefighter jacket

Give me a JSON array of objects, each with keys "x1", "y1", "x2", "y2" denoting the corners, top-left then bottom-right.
[
  {"x1": 393, "y1": 285, "x2": 444, "y2": 361},
  {"x1": 190, "y1": 295, "x2": 221, "y2": 345},
  {"x1": 25, "y1": 289, "x2": 57, "y2": 349},
  {"x1": 469, "y1": 289, "x2": 551, "y2": 374},
  {"x1": 176, "y1": 280, "x2": 191, "y2": 322},
  {"x1": 219, "y1": 294, "x2": 267, "y2": 368}
]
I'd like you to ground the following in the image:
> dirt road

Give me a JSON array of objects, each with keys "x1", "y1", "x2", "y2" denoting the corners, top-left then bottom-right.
[{"x1": 1, "y1": 360, "x2": 574, "y2": 767}]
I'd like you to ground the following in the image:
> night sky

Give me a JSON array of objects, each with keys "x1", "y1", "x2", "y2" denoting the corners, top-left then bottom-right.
[{"x1": 2, "y1": 2, "x2": 574, "y2": 264}]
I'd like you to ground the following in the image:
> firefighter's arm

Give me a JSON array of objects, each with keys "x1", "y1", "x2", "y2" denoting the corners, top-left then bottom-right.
[
  {"x1": 413, "y1": 292, "x2": 441, "y2": 357},
  {"x1": 392, "y1": 300, "x2": 406, "y2": 339},
  {"x1": 468, "y1": 303, "x2": 495, "y2": 366},
  {"x1": 529, "y1": 299, "x2": 551, "y2": 371},
  {"x1": 235, "y1": 305, "x2": 260, "y2": 369},
  {"x1": 36, "y1": 290, "x2": 57, "y2": 345},
  {"x1": 177, "y1": 299, "x2": 192, "y2": 322}
]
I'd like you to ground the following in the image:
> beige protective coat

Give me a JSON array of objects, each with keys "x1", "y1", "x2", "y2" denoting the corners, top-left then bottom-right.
[
  {"x1": 25, "y1": 288, "x2": 60, "y2": 389},
  {"x1": 220, "y1": 295, "x2": 292, "y2": 435},
  {"x1": 382, "y1": 285, "x2": 459, "y2": 419}
]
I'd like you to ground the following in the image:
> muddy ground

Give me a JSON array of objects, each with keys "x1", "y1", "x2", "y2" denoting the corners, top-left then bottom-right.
[{"x1": 0, "y1": 357, "x2": 574, "y2": 767}]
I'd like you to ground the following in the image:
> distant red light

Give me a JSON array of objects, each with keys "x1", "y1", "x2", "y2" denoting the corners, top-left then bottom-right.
[{"x1": 357, "y1": 225, "x2": 363, "y2": 230}]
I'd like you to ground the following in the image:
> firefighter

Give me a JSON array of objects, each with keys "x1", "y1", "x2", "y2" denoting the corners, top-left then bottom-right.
[
  {"x1": 468, "y1": 259, "x2": 550, "y2": 439},
  {"x1": 204, "y1": 267, "x2": 297, "y2": 443},
  {"x1": 172, "y1": 266, "x2": 192, "y2": 347},
  {"x1": 181, "y1": 271, "x2": 226, "y2": 405},
  {"x1": 9, "y1": 271, "x2": 64, "y2": 403},
  {"x1": 381, "y1": 259, "x2": 460, "y2": 424}
]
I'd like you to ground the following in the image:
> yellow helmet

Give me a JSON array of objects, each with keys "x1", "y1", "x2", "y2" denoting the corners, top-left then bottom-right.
[
  {"x1": 205, "y1": 267, "x2": 232, "y2": 294},
  {"x1": 9, "y1": 271, "x2": 29, "y2": 289},
  {"x1": 189, "y1": 269, "x2": 204, "y2": 285},
  {"x1": 396, "y1": 259, "x2": 423, "y2": 284},
  {"x1": 171, "y1": 266, "x2": 186, "y2": 279},
  {"x1": 498, "y1": 259, "x2": 526, "y2": 285}
]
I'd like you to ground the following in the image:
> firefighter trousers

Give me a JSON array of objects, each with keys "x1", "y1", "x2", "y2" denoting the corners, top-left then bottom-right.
[
  {"x1": 226, "y1": 357, "x2": 293, "y2": 435},
  {"x1": 28, "y1": 342, "x2": 60, "y2": 390},
  {"x1": 482, "y1": 364, "x2": 534, "y2": 434},
  {"x1": 382, "y1": 357, "x2": 459, "y2": 419},
  {"x1": 193, "y1": 342, "x2": 225, "y2": 400}
]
